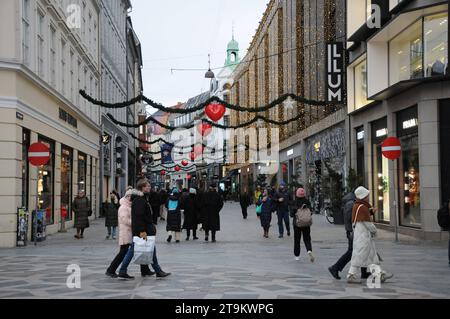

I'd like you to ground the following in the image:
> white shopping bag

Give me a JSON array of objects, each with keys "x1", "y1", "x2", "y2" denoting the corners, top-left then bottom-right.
[{"x1": 131, "y1": 236, "x2": 155, "y2": 265}]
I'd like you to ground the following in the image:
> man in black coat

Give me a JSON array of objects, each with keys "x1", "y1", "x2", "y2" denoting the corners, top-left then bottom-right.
[
  {"x1": 328, "y1": 191, "x2": 369, "y2": 280},
  {"x1": 203, "y1": 184, "x2": 224, "y2": 242},
  {"x1": 273, "y1": 182, "x2": 292, "y2": 238},
  {"x1": 239, "y1": 191, "x2": 250, "y2": 219},
  {"x1": 148, "y1": 186, "x2": 161, "y2": 225},
  {"x1": 130, "y1": 179, "x2": 170, "y2": 278}
]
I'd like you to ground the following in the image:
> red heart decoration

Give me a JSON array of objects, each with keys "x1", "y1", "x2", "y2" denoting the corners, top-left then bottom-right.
[
  {"x1": 160, "y1": 170, "x2": 166, "y2": 176},
  {"x1": 198, "y1": 123, "x2": 212, "y2": 137},
  {"x1": 181, "y1": 160, "x2": 188, "y2": 166},
  {"x1": 175, "y1": 166, "x2": 181, "y2": 172},
  {"x1": 190, "y1": 152, "x2": 196, "y2": 161},
  {"x1": 193, "y1": 144, "x2": 204, "y2": 156},
  {"x1": 186, "y1": 174, "x2": 192, "y2": 180},
  {"x1": 205, "y1": 103, "x2": 226, "y2": 122}
]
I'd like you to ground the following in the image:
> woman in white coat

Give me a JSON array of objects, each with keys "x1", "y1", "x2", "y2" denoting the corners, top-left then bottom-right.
[
  {"x1": 347, "y1": 186, "x2": 393, "y2": 284},
  {"x1": 105, "y1": 189, "x2": 136, "y2": 279}
]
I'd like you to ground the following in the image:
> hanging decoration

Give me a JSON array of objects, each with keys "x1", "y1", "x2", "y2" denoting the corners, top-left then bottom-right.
[
  {"x1": 160, "y1": 170, "x2": 166, "y2": 176},
  {"x1": 198, "y1": 123, "x2": 212, "y2": 137},
  {"x1": 205, "y1": 102, "x2": 226, "y2": 122},
  {"x1": 174, "y1": 166, "x2": 181, "y2": 172},
  {"x1": 181, "y1": 160, "x2": 188, "y2": 166}
]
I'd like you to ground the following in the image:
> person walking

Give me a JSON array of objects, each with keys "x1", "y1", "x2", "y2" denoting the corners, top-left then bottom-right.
[
  {"x1": 328, "y1": 191, "x2": 369, "y2": 280},
  {"x1": 239, "y1": 190, "x2": 250, "y2": 219},
  {"x1": 72, "y1": 190, "x2": 91, "y2": 239},
  {"x1": 254, "y1": 186, "x2": 262, "y2": 206},
  {"x1": 166, "y1": 188, "x2": 182, "y2": 243},
  {"x1": 273, "y1": 181, "x2": 292, "y2": 238},
  {"x1": 159, "y1": 188, "x2": 168, "y2": 221},
  {"x1": 183, "y1": 188, "x2": 200, "y2": 240},
  {"x1": 119, "y1": 179, "x2": 170, "y2": 279},
  {"x1": 347, "y1": 186, "x2": 393, "y2": 284},
  {"x1": 290, "y1": 188, "x2": 314, "y2": 262},
  {"x1": 203, "y1": 184, "x2": 224, "y2": 242},
  {"x1": 103, "y1": 192, "x2": 119, "y2": 240},
  {"x1": 105, "y1": 189, "x2": 135, "y2": 278},
  {"x1": 256, "y1": 188, "x2": 276, "y2": 238},
  {"x1": 148, "y1": 186, "x2": 161, "y2": 225}
]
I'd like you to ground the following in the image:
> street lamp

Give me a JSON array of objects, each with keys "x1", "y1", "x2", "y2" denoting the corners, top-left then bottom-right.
[{"x1": 205, "y1": 54, "x2": 215, "y2": 79}]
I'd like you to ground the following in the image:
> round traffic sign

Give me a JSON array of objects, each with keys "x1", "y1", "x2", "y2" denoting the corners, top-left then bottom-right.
[
  {"x1": 382, "y1": 137, "x2": 401, "y2": 160},
  {"x1": 28, "y1": 142, "x2": 50, "y2": 166}
]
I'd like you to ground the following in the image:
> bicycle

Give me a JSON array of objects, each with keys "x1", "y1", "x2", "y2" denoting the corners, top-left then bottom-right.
[{"x1": 320, "y1": 200, "x2": 334, "y2": 224}]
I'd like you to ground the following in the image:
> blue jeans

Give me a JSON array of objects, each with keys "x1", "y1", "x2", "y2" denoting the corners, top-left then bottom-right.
[
  {"x1": 277, "y1": 211, "x2": 290, "y2": 236},
  {"x1": 107, "y1": 226, "x2": 117, "y2": 237},
  {"x1": 119, "y1": 242, "x2": 161, "y2": 274}
]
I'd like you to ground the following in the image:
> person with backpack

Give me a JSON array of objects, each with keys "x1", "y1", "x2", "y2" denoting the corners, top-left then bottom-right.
[
  {"x1": 437, "y1": 199, "x2": 450, "y2": 267},
  {"x1": 328, "y1": 191, "x2": 370, "y2": 280},
  {"x1": 290, "y1": 188, "x2": 314, "y2": 262},
  {"x1": 166, "y1": 188, "x2": 182, "y2": 243}
]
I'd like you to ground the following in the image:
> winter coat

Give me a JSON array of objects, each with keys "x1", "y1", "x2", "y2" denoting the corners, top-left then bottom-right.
[
  {"x1": 239, "y1": 193, "x2": 250, "y2": 208},
  {"x1": 118, "y1": 197, "x2": 132, "y2": 246},
  {"x1": 103, "y1": 202, "x2": 118, "y2": 227},
  {"x1": 342, "y1": 192, "x2": 356, "y2": 232},
  {"x1": 273, "y1": 190, "x2": 292, "y2": 213},
  {"x1": 131, "y1": 191, "x2": 156, "y2": 237},
  {"x1": 148, "y1": 191, "x2": 161, "y2": 218},
  {"x1": 183, "y1": 194, "x2": 200, "y2": 230},
  {"x1": 257, "y1": 195, "x2": 276, "y2": 229},
  {"x1": 73, "y1": 196, "x2": 90, "y2": 229},
  {"x1": 350, "y1": 200, "x2": 380, "y2": 268},
  {"x1": 166, "y1": 193, "x2": 182, "y2": 231},
  {"x1": 159, "y1": 190, "x2": 169, "y2": 205},
  {"x1": 203, "y1": 190, "x2": 224, "y2": 231}
]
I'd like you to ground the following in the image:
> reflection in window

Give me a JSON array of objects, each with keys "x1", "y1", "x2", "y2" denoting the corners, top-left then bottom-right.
[
  {"x1": 354, "y1": 59, "x2": 368, "y2": 109},
  {"x1": 389, "y1": 20, "x2": 423, "y2": 84},
  {"x1": 78, "y1": 152, "x2": 87, "y2": 192},
  {"x1": 425, "y1": 13, "x2": 448, "y2": 77},
  {"x1": 61, "y1": 146, "x2": 73, "y2": 220},
  {"x1": 38, "y1": 136, "x2": 54, "y2": 225}
]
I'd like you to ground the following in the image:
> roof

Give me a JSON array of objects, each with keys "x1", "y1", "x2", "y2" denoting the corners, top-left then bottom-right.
[{"x1": 185, "y1": 91, "x2": 211, "y2": 109}]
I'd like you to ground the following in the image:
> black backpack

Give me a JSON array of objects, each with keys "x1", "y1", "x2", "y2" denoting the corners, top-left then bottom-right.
[{"x1": 437, "y1": 207, "x2": 450, "y2": 230}]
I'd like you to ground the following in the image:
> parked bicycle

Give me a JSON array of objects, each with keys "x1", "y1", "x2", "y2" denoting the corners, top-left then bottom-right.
[{"x1": 320, "y1": 199, "x2": 334, "y2": 224}]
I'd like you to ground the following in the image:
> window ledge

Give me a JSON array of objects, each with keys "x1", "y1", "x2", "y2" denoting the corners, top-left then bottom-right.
[{"x1": 368, "y1": 75, "x2": 450, "y2": 101}]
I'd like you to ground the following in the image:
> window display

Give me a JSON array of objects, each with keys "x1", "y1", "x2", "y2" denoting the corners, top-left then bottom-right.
[
  {"x1": 78, "y1": 152, "x2": 87, "y2": 192},
  {"x1": 61, "y1": 146, "x2": 72, "y2": 220},
  {"x1": 37, "y1": 136, "x2": 55, "y2": 225}
]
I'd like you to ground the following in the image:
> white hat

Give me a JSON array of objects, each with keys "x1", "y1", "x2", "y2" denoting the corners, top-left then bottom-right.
[
  {"x1": 189, "y1": 188, "x2": 197, "y2": 194},
  {"x1": 354, "y1": 186, "x2": 370, "y2": 200}
]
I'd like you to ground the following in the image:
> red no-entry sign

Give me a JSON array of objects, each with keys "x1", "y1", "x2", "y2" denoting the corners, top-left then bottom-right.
[
  {"x1": 382, "y1": 137, "x2": 401, "y2": 160},
  {"x1": 28, "y1": 142, "x2": 50, "y2": 166}
]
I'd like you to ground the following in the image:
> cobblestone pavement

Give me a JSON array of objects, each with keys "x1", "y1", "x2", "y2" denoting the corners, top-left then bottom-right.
[{"x1": 0, "y1": 201, "x2": 449, "y2": 299}]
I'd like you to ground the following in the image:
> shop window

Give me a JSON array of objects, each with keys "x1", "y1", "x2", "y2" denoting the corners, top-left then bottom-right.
[
  {"x1": 78, "y1": 152, "x2": 87, "y2": 192},
  {"x1": 389, "y1": 13, "x2": 448, "y2": 85},
  {"x1": 61, "y1": 146, "x2": 73, "y2": 220},
  {"x1": 354, "y1": 59, "x2": 369, "y2": 109},
  {"x1": 371, "y1": 118, "x2": 390, "y2": 223},
  {"x1": 356, "y1": 127, "x2": 365, "y2": 186},
  {"x1": 21, "y1": 129, "x2": 30, "y2": 209},
  {"x1": 397, "y1": 106, "x2": 421, "y2": 228},
  {"x1": 38, "y1": 136, "x2": 55, "y2": 225}
]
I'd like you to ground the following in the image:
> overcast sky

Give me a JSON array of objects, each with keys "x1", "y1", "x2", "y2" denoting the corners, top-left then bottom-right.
[{"x1": 130, "y1": 0, "x2": 270, "y2": 112}]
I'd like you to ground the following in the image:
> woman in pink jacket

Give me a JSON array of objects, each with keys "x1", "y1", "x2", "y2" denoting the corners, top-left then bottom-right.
[{"x1": 105, "y1": 189, "x2": 135, "y2": 278}]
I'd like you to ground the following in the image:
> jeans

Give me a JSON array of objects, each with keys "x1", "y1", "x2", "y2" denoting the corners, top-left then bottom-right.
[
  {"x1": 277, "y1": 211, "x2": 290, "y2": 235},
  {"x1": 293, "y1": 226, "x2": 312, "y2": 256},
  {"x1": 107, "y1": 226, "x2": 117, "y2": 237},
  {"x1": 107, "y1": 244, "x2": 131, "y2": 274},
  {"x1": 119, "y1": 242, "x2": 161, "y2": 275}
]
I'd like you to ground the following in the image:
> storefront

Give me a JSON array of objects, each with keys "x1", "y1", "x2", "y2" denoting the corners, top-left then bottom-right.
[
  {"x1": 397, "y1": 106, "x2": 421, "y2": 228},
  {"x1": 37, "y1": 135, "x2": 55, "y2": 225},
  {"x1": 61, "y1": 146, "x2": 73, "y2": 220},
  {"x1": 371, "y1": 117, "x2": 390, "y2": 223}
]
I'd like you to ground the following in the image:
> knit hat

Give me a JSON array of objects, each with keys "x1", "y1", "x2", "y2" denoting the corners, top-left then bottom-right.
[
  {"x1": 296, "y1": 188, "x2": 306, "y2": 198},
  {"x1": 280, "y1": 181, "x2": 286, "y2": 187},
  {"x1": 354, "y1": 186, "x2": 370, "y2": 200},
  {"x1": 189, "y1": 188, "x2": 197, "y2": 194}
]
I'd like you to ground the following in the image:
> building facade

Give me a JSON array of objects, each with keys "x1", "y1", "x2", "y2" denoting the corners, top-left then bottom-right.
[
  {"x1": 347, "y1": 0, "x2": 449, "y2": 239},
  {"x1": 228, "y1": 0, "x2": 347, "y2": 211},
  {"x1": 0, "y1": 0, "x2": 101, "y2": 247}
]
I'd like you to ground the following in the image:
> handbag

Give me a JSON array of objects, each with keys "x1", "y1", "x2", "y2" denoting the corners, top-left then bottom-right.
[{"x1": 131, "y1": 236, "x2": 155, "y2": 265}]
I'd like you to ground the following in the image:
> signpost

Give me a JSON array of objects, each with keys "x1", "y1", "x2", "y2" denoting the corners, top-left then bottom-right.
[
  {"x1": 28, "y1": 142, "x2": 50, "y2": 246},
  {"x1": 381, "y1": 137, "x2": 401, "y2": 242}
]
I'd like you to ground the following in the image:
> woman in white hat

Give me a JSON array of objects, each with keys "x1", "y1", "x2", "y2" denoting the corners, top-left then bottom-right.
[{"x1": 347, "y1": 186, "x2": 393, "y2": 284}]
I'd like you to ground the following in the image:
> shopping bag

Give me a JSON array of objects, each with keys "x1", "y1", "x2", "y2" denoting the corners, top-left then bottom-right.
[{"x1": 131, "y1": 236, "x2": 155, "y2": 265}]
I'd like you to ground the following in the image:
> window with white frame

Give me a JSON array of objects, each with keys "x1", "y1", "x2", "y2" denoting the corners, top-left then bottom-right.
[
  {"x1": 37, "y1": 9, "x2": 45, "y2": 77},
  {"x1": 50, "y1": 25, "x2": 57, "y2": 86},
  {"x1": 61, "y1": 38, "x2": 67, "y2": 96},
  {"x1": 22, "y1": 0, "x2": 31, "y2": 66},
  {"x1": 389, "y1": 13, "x2": 448, "y2": 85}
]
